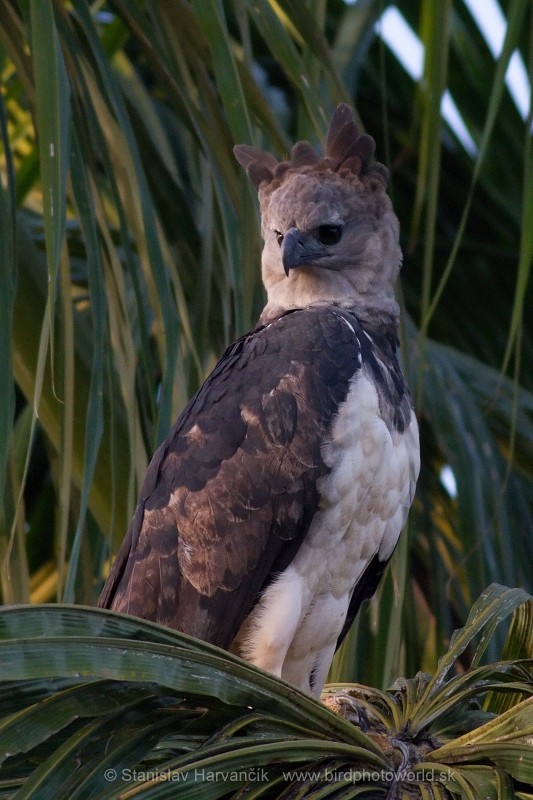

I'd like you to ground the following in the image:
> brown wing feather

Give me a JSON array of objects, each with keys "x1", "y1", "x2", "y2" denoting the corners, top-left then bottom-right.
[{"x1": 99, "y1": 307, "x2": 362, "y2": 648}]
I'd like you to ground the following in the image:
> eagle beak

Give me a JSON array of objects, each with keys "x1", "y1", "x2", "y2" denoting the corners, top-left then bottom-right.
[{"x1": 281, "y1": 228, "x2": 310, "y2": 277}]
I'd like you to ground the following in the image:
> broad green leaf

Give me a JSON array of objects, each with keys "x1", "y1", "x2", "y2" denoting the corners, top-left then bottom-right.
[{"x1": 0, "y1": 605, "x2": 384, "y2": 755}]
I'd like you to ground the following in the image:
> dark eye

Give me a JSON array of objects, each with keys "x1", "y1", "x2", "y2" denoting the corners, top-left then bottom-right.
[
  {"x1": 274, "y1": 230, "x2": 284, "y2": 247},
  {"x1": 316, "y1": 225, "x2": 342, "y2": 245}
]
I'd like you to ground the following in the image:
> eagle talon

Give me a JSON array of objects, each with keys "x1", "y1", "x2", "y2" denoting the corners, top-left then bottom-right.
[{"x1": 321, "y1": 694, "x2": 370, "y2": 732}]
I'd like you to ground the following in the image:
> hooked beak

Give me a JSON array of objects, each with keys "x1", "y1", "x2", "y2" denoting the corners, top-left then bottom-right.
[{"x1": 281, "y1": 227, "x2": 326, "y2": 276}]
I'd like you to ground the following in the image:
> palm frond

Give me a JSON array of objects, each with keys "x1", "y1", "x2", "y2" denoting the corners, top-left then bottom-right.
[{"x1": 1, "y1": 589, "x2": 532, "y2": 798}]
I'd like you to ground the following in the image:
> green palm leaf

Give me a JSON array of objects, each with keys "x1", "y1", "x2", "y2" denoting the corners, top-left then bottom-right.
[{"x1": 1, "y1": 587, "x2": 532, "y2": 798}]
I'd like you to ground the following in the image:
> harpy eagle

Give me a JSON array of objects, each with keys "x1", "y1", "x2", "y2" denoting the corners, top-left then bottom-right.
[{"x1": 99, "y1": 105, "x2": 420, "y2": 697}]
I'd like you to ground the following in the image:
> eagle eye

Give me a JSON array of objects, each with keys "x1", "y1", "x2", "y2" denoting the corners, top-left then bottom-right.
[
  {"x1": 274, "y1": 230, "x2": 284, "y2": 247},
  {"x1": 316, "y1": 225, "x2": 342, "y2": 246}
]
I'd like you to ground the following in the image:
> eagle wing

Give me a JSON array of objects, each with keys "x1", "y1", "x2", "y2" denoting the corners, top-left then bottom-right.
[{"x1": 99, "y1": 306, "x2": 361, "y2": 648}]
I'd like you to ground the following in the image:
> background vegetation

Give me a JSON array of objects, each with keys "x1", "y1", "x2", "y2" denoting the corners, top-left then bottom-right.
[
  {"x1": 0, "y1": 1, "x2": 532, "y2": 797},
  {"x1": 0, "y1": 0, "x2": 532, "y2": 698}
]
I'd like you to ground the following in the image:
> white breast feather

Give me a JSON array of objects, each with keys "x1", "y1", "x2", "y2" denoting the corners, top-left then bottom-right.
[{"x1": 234, "y1": 370, "x2": 420, "y2": 696}]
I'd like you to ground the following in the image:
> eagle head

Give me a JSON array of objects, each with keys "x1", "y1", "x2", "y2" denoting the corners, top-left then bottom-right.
[{"x1": 234, "y1": 105, "x2": 402, "y2": 326}]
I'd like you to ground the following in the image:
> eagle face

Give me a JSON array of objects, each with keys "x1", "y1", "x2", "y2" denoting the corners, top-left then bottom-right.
[
  {"x1": 264, "y1": 173, "x2": 359, "y2": 274},
  {"x1": 254, "y1": 157, "x2": 402, "y2": 327},
  {"x1": 99, "y1": 105, "x2": 420, "y2": 699}
]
